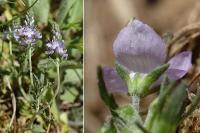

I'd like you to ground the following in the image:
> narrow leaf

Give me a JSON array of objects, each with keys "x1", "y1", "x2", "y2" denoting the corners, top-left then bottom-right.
[{"x1": 97, "y1": 66, "x2": 118, "y2": 111}]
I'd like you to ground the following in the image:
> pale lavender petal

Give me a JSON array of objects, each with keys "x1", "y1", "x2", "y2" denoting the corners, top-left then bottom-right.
[
  {"x1": 102, "y1": 66, "x2": 128, "y2": 93},
  {"x1": 113, "y1": 19, "x2": 166, "y2": 73},
  {"x1": 167, "y1": 51, "x2": 192, "y2": 80},
  {"x1": 46, "y1": 40, "x2": 68, "y2": 59}
]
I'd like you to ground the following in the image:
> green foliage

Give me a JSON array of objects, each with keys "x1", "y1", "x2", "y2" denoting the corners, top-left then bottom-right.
[
  {"x1": 32, "y1": 124, "x2": 46, "y2": 133},
  {"x1": 0, "y1": 0, "x2": 83, "y2": 132},
  {"x1": 98, "y1": 65, "x2": 200, "y2": 133},
  {"x1": 57, "y1": 0, "x2": 83, "y2": 27},
  {"x1": 99, "y1": 105, "x2": 144, "y2": 133},
  {"x1": 115, "y1": 62, "x2": 169, "y2": 97},
  {"x1": 99, "y1": 120, "x2": 117, "y2": 133},
  {"x1": 144, "y1": 81, "x2": 187, "y2": 133},
  {"x1": 26, "y1": 0, "x2": 50, "y2": 23},
  {"x1": 97, "y1": 66, "x2": 118, "y2": 112}
]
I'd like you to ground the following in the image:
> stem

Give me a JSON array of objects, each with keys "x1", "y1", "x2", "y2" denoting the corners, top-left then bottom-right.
[
  {"x1": 132, "y1": 95, "x2": 140, "y2": 112},
  {"x1": 29, "y1": 47, "x2": 33, "y2": 86},
  {"x1": 46, "y1": 123, "x2": 51, "y2": 133},
  {"x1": 9, "y1": 40, "x2": 12, "y2": 55},
  {"x1": 1, "y1": 40, "x2": 4, "y2": 57},
  {"x1": 9, "y1": 92, "x2": 16, "y2": 130},
  {"x1": 6, "y1": 78, "x2": 16, "y2": 130},
  {"x1": 54, "y1": 58, "x2": 60, "y2": 99},
  {"x1": 26, "y1": 59, "x2": 60, "y2": 129},
  {"x1": 18, "y1": 77, "x2": 29, "y2": 101},
  {"x1": 36, "y1": 98, "x2": 40, "y2": 112}
]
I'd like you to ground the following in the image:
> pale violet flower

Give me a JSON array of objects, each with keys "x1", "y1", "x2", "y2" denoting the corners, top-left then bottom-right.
[
  {"x1": 45, "y1": 23, "x2": 68, "y2": 59},
  {"x1": 12, "y1": 13, "x2": 42, "y2": 46},
  {"x1": 103, "y1": 19, "x2": 192, "y2": 93},
  {"x1": 46, "y1": 40, "x2": 68, "y2": 59}
]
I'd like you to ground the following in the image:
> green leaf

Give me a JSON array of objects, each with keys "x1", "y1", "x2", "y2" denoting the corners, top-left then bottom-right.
[
  {"x1": 51, "y1": 100, "x2": 60, "y2": 122},
  {"x1": 114, "y1": 105, "x2": 144, "y2": 133},
  {"x1": 32, "y1": 124, "x2": 45, "y2": 133},
  {"x1": 64, "y1": 69, "x2": 82, "y2": 85},
  {"x1": 115, "y1": 62, "x2": 138, "y2": 95},
  {"x1": 144, "y1": 80, "x2": 176, "y2": 130},
  {"x1": 98, "y1": 119, "x2": 117, "y2": 133},
  {"x1": 144, "y1": 99, "x2": 159, "y2": 131},
  {"x1": 57, "y1": 0, "x2": 76, "y2": 25},
  {"x1": 60, "y1": 87, "x2": 78, "y2": 102},
  {"x1": 138, "y1": 64, "x2": 169, "y2": 96},
  {"x1": 115, "y1": 62, "x2": 169, "y2": 97},
  {"x1": 162, "y1": 81, "x2": 187, "y2": 124},
  {"x1": 26, "y1": 0, "x2": 50, "y2": 23},
  {"x1": 97, "y1": 66, "x2": 118, "y2": 112},
  {"x1": 145, "y1": 81, "x2": 188, "y2": 133},
  {"x1": 0, "y1": 0, "x2": 7, "y2": 4},
  {"x1": 68, "y1": 0, "x2": 83, "y2": 23},
  {"x1": 115, "y1": 62, "x2": 130, "y2": 82}
]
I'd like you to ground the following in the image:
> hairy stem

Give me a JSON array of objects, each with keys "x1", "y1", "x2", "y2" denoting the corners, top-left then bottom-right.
[
  {"x1": 54, "y1": 58, "x2": 60, "y2": 99},
  {"x1": 132, "y1": 95, "x2": 140, "y2": 112},
  {"x1": 9, "y1": 40, "x2": 12, "y2": 55},
  {"x1": 29, "y1": 47, "x2": 33, "y2": 86}
]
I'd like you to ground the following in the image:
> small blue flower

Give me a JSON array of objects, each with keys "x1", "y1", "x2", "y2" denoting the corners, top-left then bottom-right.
[
  {"x1": 46, "y1": 40, "x2": 68, "y2": 59},
  {"x1": 103, "y1": 19, "x2": 192, "y2": 93},
  {"x1": 12, "y1": 13, "x2": 42, "y2": 46},
  {"x1": 13, "y1": 26, "x2": 42, "y2": 46},
  {"x1": 46, "y1": 22, "x2": 68, "y2": 59}
]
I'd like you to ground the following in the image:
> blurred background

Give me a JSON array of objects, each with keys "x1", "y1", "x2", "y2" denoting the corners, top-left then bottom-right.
[{"x1": 85, "y1": 0, "x2": 200, "y2": 132}]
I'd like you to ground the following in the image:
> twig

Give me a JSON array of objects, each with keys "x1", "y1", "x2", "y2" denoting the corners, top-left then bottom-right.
[
  {"x1": 56, "y1": 125, "x2": 61, "y2": 133},
  {"x1": 6, "y1": 78, "x2": 16, "y2": 131},
  {"x1": 168, "y1": 22, "x2": 200, "y2": 49},
  {"x1": 189, "y1": 72, "x2": 200, "y2": 87},
  {"x1": 0, "y1": 98, "x2": 11, "y2": 104},
  {"x1": 46, "y1": 123, "x2": 51, "y2": 133},
  {"x1": 60, "y1": 102, "x2": 82, "y2": 110},
  {"x1": 46, "y1": 105, "x2": 52, "y2": 133}
]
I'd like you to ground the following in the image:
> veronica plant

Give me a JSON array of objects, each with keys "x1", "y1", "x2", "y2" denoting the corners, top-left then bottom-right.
[
  {"x1": 0, "y1": 0, "x2": 82, "y2": 132},
  {"x1": 12, "y1": 13, "x2": 42, "y2": 46},
  {"x1": 98, "y1": 19, "x2": 199, "y2": 133},
  {"x1": 46, "y1": 21, "x2": 68, "y2": 100},
  {"x1": 6, "y1": 12, "x2": 42, "y2": 86},
  {"x1": 46, "y1": 22, "x2": 68, "y2": 59}
]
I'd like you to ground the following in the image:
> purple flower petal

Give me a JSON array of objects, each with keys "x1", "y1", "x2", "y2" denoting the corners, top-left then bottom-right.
[
  {"x1": 46, "y1": 40, "x2": 68, "y2": 59},
  {"x1": 13, "y1": 26, "x2": 41, "y2": 46},
  {"x1": 167, "y1": 51, "x2": 192, "y2": 80},
  {"x1": 102, "y1": 66, "x2": 128, "y2": 93},
  {"x1": 113, "y1": 19, "x2": 166, "y2": 73}
]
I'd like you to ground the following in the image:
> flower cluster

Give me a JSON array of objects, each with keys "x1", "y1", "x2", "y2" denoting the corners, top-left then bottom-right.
[
  {"x1": 46, "y1": 40, "x2": 68, "y2": 59},
  {"x1": 2, "y1": 12, "x2": 68, "y2": 59},
  {"x1": 103, "y1": 19, "x2": 192, "y2": 93},
  {"x1": 46, "y1": 23, "x2": 68, "y2": 59},
  {"x1": 12, "y1": 13, "x2": 42, "y2": 46}
]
